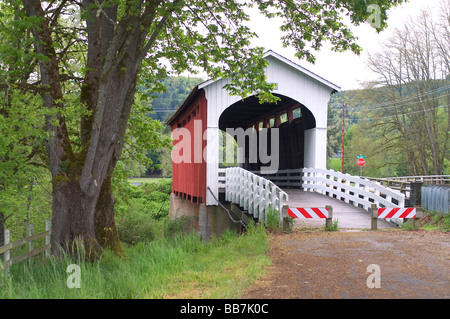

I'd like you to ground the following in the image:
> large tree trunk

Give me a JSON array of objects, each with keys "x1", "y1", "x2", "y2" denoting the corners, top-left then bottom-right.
[
  {"x1": 51, "y1": 178, "x2": 102, "y2": 260},
  {"x1": 23, "y1": 0, "x2": 170, "y2": 261},
  {"x1": 94, "y1": 169, "x2": 125, "y2": 257}
]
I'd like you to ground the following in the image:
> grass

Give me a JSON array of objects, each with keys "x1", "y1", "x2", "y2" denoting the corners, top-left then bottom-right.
[
  {"x1": 265, "y1": 205, "x2": 280, "y2": 231},
  {"x1": 328, "y1": 218, "x2": 340, "y2": 231},
  {"x1": 413, "y1": 210, "x2": 450, "y2": 232},
  {"x1": 1, "y1": 179, "x2": 271, "y2": 299},
  {"x1": 128, "y1": 177, "x2": 171, "y2": 184},
  {"x1": 0, "y1": 223, "x2": 270, "y2": 299}
]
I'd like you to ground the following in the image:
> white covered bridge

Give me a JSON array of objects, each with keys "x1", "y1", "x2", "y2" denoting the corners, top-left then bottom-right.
[{"x1": 167, "y1": 51, "x2": 405, "y2": 237}]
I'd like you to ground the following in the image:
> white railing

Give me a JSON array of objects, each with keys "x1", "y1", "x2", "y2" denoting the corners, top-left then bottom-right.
[
  {"x1": 302, "y1": 168, "x2": 405, "y2": 211},
  {"x1": 225, "y1": 167, "x2": 289, "y2": 225},
  {"x1": 218, "y1": 168, "x2": 227, "y2": 190},
  {"x1": 250, "y1": 168, "x2": 303, "y2": 188}
]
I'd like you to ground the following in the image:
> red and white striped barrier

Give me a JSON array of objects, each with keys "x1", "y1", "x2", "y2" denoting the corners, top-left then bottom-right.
[
  {"x1": 377, "y1": 207, "x2": 417, "y2": 219},
  {"x1": 288, "y1": 207, "x2": 329, "y2": 219},
  {"x1": 287, "y1": 206, "x2": 334, "y2": 230},
  {"x1": 371, "y1": 204, "x2": 423, "y2": 230}
]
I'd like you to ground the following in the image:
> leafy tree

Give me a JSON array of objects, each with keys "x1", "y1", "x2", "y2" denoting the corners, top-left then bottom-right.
[
  {"x1": 1, "y1": 0, "x2": 405, "y2": 259},
  {"x1": 364, "y1": 3, "x2": 450, "y2": 175}
]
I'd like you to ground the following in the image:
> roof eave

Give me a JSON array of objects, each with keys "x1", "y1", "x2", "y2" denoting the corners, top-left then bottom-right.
[{"x1": 166, "y1": 85, "x2": 200, "y2": 125}]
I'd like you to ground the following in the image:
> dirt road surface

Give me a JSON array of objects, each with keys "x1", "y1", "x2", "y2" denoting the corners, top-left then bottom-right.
[{"x1": 243, "y1": 229, "x2": 450, "y2": 299}]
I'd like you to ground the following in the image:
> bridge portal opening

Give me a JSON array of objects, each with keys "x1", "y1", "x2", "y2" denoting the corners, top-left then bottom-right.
[{"x1": 218, "y1": 93, "x2": 316, "y2": 187}]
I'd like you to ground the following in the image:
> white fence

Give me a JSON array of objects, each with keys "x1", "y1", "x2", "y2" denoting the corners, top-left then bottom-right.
[
  {"x1": 302, "y1": 168, "x2": 405, "y2": 211},
  {"x1": 225, "y1": 167, "x2": 289, "y2": 225}
]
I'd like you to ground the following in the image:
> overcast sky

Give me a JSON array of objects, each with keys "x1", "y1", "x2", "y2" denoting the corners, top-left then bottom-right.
[{"x1": 246, "y1": 0, "x2": 445, "y2": 91}]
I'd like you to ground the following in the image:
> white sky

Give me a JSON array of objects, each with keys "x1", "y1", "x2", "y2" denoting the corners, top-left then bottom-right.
[{"x1": 246, "y1": 0, "x2": 445, "y2": 91}]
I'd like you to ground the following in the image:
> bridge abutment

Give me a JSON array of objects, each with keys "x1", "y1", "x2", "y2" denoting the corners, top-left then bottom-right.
[{"x1": 169, "y1": 194, "x2": 241, "y2": 240}]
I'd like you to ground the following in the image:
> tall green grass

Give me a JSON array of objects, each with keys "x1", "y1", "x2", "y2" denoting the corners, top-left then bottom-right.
[{"x1": 0, "y1": 223, "x2": 270, "y2": 299}]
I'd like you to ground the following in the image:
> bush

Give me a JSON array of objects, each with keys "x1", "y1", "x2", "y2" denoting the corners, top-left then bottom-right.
[
  {"x1": 117, "y1": 200, "x2": 157, "y2": 245},
  {"x1": 117, "y1": 179, "x2": 173, "y2": 245},
  {"x1": 164, "y1": 216, "x2": 196, "y2": 239}
]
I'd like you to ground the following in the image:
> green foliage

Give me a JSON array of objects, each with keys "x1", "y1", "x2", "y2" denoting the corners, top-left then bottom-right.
[
  {"x1": 328, "y1": 83, "x2": 449, "y2": 178},
  {"x1": 0, "y1": 87, "x2": 53, "y2": 237},
  {"x1": 117, "y1": 203, "x2": 158, "y2": 245},
  {"x1": 265, "y1": 205, "x2": 281, "y2": 231},
  {"x1": 419, "y1": 211, "x2": 450, "y2": 232},
  {"x1": 116, "y1": 179, "x2": 172, "y2": 245},
  {"x1": 144, "y1": 76, "x2": 204, "y2": 123},
  {"x1": 256, "y1": 0, "x2": 406, "y2": 63},
  {"x1": 329, "y1": 219, "x2": 340, "y2": 231},
  {"x1": 120, "y1": 92, "x2": 173, "y2": 178},
  {"x1": 164, "y1": 216, "x2": 197, "y2": 239},
  {"x1": 0, "y1": 219, "x2": 270, "y2": 298}
]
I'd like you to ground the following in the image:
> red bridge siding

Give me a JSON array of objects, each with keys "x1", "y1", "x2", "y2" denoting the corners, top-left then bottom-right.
[{"x1": 170, "y1": 90, "x2": 207, "y2": 203}]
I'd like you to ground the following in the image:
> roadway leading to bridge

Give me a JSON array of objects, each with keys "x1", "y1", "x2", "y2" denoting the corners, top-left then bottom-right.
[{"x1": 284, "y1": 189, "x2": 396, "y2": 229}]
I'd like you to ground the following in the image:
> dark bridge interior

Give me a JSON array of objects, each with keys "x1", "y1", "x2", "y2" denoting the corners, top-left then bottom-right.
[{"x1": 218, "y1": 93, "x2": 316, "y2": 172}]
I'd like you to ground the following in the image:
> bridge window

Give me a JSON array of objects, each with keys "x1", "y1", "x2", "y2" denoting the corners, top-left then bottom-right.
[
  {"x1": 280, "y1": 113, "x2": 288, "y2": 124},
  {"x1": 269, "y1": 118, "x2": 275, "y2": 127},
  {"x1": 258, "y1": 122, "x2": 263, "y2": 130},
  {"x1": 293, "y1": 108, "x2": 302, "y2": 119}
]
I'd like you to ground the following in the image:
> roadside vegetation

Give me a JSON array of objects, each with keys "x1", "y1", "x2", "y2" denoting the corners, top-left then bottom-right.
[
  {"x1": 409, "y1": 211, "x2": 450, "y2": 232},
  {"x1": 0, "y1": 179, "x2": 270, "y2": 299}
]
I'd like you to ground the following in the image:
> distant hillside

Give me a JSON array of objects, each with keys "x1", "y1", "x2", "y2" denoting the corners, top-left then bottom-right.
[{"x1": 147, "y1": 76, "x2": 204, "y2": 123}]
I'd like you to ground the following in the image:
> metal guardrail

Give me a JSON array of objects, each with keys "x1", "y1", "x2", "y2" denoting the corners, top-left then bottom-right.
[{"x1": 422, "y1": 185, "x2": 450, "y2": 214}]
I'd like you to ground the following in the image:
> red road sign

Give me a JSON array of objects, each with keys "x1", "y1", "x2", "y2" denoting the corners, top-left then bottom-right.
[{"x1": 357, "y1": 158, "x2": 365, "y2": 167}]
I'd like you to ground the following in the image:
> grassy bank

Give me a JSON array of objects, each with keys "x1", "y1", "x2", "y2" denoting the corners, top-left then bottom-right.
[
  {"x1": 1, "y1": 179, "x2": 271, "y2": 299},
  {"x1": 1, "y1": 224, "x2": 269, "y2": 299},
  {"x1": 0, "y1": 224, "x2": 270, "y2": 299}
]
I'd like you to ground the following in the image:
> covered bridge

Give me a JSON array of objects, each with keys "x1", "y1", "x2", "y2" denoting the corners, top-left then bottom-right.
[{"x1": 166, "y1": 50, "x2": 340, "y2": 237}]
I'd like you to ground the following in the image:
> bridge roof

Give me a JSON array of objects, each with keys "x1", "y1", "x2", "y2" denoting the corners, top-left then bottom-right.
[
  {"x1": 198, "y1": 50, "x2": 340, "y2": 92},
  {"x1": 167, "y1": 50, "x2": 340, "y2": 125}
]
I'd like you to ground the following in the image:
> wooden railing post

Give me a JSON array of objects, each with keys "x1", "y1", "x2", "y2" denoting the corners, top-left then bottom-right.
[
  {"x1": 371, "y1": 204, "x2": 378, "y2": 231},
  {"x1": 28, "y1": 223, "x2": 34, "y2": 254},
  {"x1": 413, "y1": 207, "x2": 423, "y2": 230},
  {"x1": 4, "y1": 229, "x2": 10, "y2": 274},
  {"x1": 45, "y1": 219, "x2": 51, "y2": 258},
  {"x1": 325, "y1": 205, "x2": 333, "y2": 230},
  {"x1": 281, "y1": 205, "x2": 290, "y2": 230}
]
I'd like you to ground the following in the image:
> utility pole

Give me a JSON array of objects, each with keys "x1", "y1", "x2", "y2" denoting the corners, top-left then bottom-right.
[{"x1": 341, "y1": 99, "x2": 345, "y2": 173}]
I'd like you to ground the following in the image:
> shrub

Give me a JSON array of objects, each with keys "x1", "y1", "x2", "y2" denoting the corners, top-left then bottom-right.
[
  {"x1": 164, "y1": 216, "x2": 196, "y2": 239},
  {"x1": 117, "y1": 200, "x2": 157, "y2": 245}
]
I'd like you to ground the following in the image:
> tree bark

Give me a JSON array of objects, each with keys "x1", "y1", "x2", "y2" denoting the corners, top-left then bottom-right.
[
  {"x1": 94, "y1": 166, "x2": 125, "y2": 257},
  {"x1": 51, "y1": 178, "x2": 102, "y2": 260}
]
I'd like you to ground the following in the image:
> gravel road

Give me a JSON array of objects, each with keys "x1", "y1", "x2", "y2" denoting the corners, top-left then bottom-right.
[{"x1": 243, "y1": 229, "x2": 450, "y2": 299}]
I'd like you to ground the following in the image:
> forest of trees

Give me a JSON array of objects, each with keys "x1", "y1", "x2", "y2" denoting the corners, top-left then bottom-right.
[
  {"x1": 146, "y1": 76, "x2": 204, "y2": 123},
  {"x1": 327, "y1": 4, "x2": 449, "y2": 178}
]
